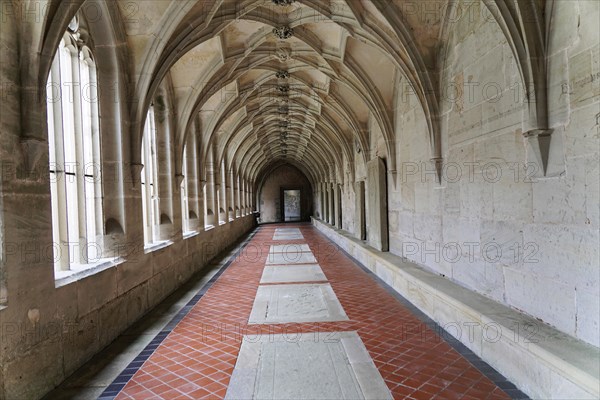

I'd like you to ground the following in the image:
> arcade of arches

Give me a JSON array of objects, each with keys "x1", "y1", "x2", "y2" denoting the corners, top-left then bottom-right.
[{"x1": 0, "y1": 1, "x2": 598, "y2": 399}]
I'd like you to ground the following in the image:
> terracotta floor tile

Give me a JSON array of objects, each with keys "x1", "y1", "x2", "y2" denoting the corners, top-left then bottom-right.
[{"x1": 115, "y1": 224, "x2": 514, "y2": 400}]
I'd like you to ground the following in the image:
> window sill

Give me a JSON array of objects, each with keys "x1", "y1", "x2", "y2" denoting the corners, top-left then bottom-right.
[
  {"x1": 143, "y1": 240, "x2": 173, "y2": 254},
  {"x1": 205, "y1": 225, "x2": 215, "y2": 231},
  {"x1": 183, "y1": 230, "x2": 199, "y2": 240},
  {"x1": 55, "y1": 257, "x2": 125, "y2": 288}
]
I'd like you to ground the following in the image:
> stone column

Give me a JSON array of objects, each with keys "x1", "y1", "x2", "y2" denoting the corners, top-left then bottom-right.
[
  {"x1": 321, "y1": 183, "x2": 326, "y2": 220},
  {"x1": 249, "y1": 182, "x2": 254, "y2": 212},
  {"x1": 218, "y1": 163, "x2": 227, "y2": 224},
  {"x1": 240, "y1": 179, "x2": 245, "y2": 215},
  {"x1": 225, "y1": 163, "x2": 233, "y2": 222},
  {"x1": 314, "y1": 184, "x2": 321, "y2": 219},
  {"x1": 242, "y1": 177, "x2": 248, "y2": 215},
  {"x1": 197, "y1": 179, "x2": 205, "y2": 230},
  {"x1": 323, "y1": 183, "x2": 328, "y2": 222},
  {"x1": 329, "y1": 183, "x2": 335, "y2": 225},
  {"x1": 185, "y1": 141, "x2": 199, "y2": 231},
  {"x1": 336, "y1": 184, "x2": 343, "y2": 228},
  {"x1": 205, "y1": 150, "x2": 217, "y2": 227},
  {"x1": 333, "y1": 183, "x2": 340, "y2": 227},
  {"x1": 233, "y1": 169, "x2": 240, "y2": 218}
]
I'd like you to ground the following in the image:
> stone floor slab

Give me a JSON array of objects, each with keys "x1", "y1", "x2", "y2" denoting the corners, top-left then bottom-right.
[
  {"x1": 272, "y1": 228, "x2": 304, "y2": 241},
  {"x1": 274, "y1": 228, "x2": 301, "y2": 234},
  {"x1": 260, "y1": 264, "x2": 327, "y2": 284},
  {"x1": 225, "y1": 331, "x2": 392, "y2": 400},
  {"x1": 266, "y1": 251, "x2": 317, "y2": 265},
  {"x1": 248, "y1": 283, "x2": 349, "y2": 324},
  {"x1": 272, "y1": 233, "x2": 304, "y2": 240},
  {"x1": 269, "y1": 244, "x2": 311, "y2": 254}
]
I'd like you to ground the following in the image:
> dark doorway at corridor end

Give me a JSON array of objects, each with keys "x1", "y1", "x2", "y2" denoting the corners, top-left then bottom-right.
[
  {"x1": 258, "y1": 164, "x2": 313, "y2": 223},
  {"x1": 283, "y1": 189, "x2": 302, "y2": 221}
]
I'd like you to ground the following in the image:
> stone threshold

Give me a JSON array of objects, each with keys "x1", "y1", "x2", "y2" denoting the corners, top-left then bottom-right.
[{"x1": 312, "y1": 217, "x2": 600, "y2": 400}]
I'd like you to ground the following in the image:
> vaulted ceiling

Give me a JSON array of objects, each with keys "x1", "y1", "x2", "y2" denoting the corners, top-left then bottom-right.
[
  {"x1": 129, "y1": 0, "x2": 444, "y2": 186},
  {"x1": 33, "y1": 0, "x2": 550, "y2": 187}
]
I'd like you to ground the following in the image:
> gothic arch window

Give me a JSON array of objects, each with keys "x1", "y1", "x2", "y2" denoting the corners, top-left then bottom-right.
[
  {"x1": 141, "y1": 105, "x2": 160, "y2": 244},
  {"x1": 46, "y1": 15, "x2": 103, "y2": 273}
]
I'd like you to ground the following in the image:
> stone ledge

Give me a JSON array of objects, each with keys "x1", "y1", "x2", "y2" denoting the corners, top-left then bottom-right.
[
  {"x1": 312, "y1": 218, "x2": 600, "y2": 399},
  {"x1": 183, "y1": 230, "x2": 200, "y2": 240},
  {"x1": 55, "y1": 257, "x2": 125, "y2": 288},
  {"x1": 143, "y1": 239, "x2": 173, "y2": 254}
]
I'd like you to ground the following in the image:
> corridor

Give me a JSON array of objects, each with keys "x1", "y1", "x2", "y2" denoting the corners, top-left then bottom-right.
[{"x1": 49, "y1": 224, "x2": 524, "y2": 399}]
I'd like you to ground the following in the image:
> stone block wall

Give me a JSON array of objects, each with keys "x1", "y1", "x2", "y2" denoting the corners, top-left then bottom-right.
[
  {"x1": 330, "y1": 0, "x2": 599, "y2": 346},
  {"x1": 384, "y1": 0, "x2": 599, "y2": 346},
  {"x1": 0, "y1": 213, "x2": 254, "y2": 400}
]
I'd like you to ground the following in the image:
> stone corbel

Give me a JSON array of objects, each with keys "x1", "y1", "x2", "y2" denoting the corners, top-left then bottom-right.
[
  {"x1": 175, "y1": 174, "x2": 185, "y2": 192},
  {"x1": 20, "y1": 138, "x2": 47, "y2": 179},
  {"x1": 431, "y1": 157, "x2": 443, "y2": 184},
  {"x1": 388, "y1": 169, "x2": 398, "y2": 188},
  {"x1": 523, "y1": 128, "x2": 557, "y2": 177},
  {"x1": 130, "y1": 163, "x2": 144, "y2": 189}
]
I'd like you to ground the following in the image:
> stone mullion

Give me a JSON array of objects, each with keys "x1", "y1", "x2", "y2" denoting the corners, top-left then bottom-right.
[
  {"x1": 49, "y1": 57, "x2": 70, "y2": 271},
  {"x1": 69, "y1": 46, "x2": 87, "y2": 263},
  {"x1": 186, "y1": 137, "x2": 199, "y2": 232}
]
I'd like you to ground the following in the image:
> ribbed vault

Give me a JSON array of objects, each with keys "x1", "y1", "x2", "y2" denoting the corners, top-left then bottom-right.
[
  {"x1": 127, "y1": 0, "x2": 446, "y2": 189},
  {"x1": 31, "y1": 0, "x2": 551, "y2": 193}
]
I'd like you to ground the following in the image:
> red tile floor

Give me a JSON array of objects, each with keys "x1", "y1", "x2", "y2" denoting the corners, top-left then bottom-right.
[{"x1": 109, "y1": 224, "x2": 520, "y2": 399}]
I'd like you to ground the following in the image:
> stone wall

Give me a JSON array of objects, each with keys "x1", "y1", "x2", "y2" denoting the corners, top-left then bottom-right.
[
  {"x1": 334, "y1": 0, "x2": 600, "y2": 346},
  {"x1": 315, "y1": 1, "x2": 600, "y2": 346},
  {"x1": 0, "y1": 212, "x2": 254, "y2": 400},
  {"x1": 0, "y1": 5, "x2": 257, "y2": 397},
  {"x1": 312, "y1": 218, "x2": 599, "y2": 399}
]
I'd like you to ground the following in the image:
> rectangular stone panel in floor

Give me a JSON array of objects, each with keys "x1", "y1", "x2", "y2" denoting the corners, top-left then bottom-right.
[
  {"x1": 266, "y1": 251, "x2": 317, "y2": 265},
  {"x1": 248, "y1": 283, "x2": 349, "y2": 324},
  {"x1": 272, "y1": 228, "x2": 304, "y2": 241},
  {"x1": 269, "y1": 244, "x2": 311, "y2": 254},
  {"x1": 274, "y1": 228, "x2": 301, "y2": 234},
  {"x1": 225, "y1": 331, "x2": 393, "y2": 400},
  {"x1": 260, "y1": 264, "x2": 327, "y2": 284},
  {"x1": 272, "y1": 234, "x2": 304, "y2": 241}
]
